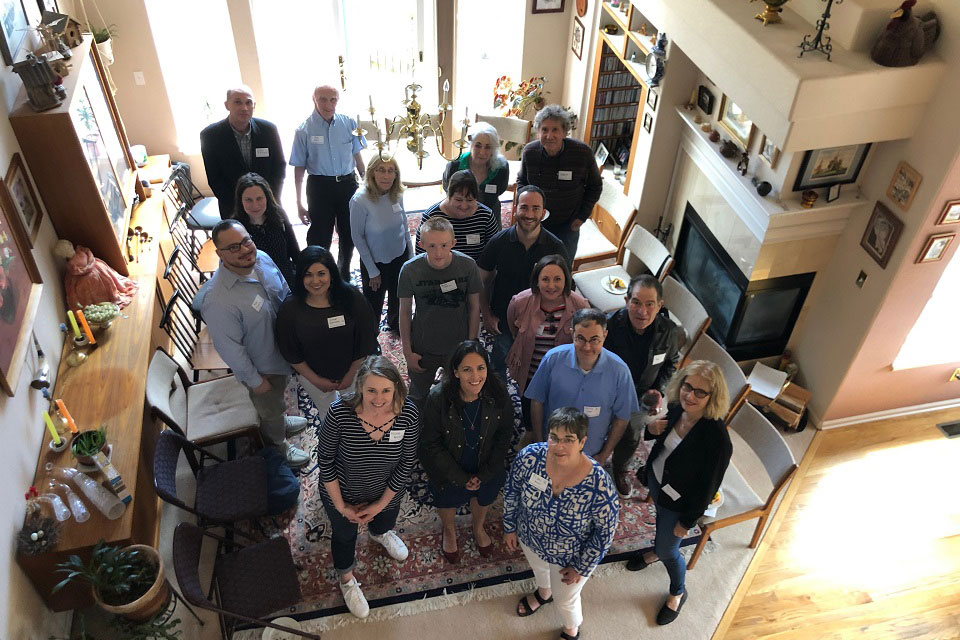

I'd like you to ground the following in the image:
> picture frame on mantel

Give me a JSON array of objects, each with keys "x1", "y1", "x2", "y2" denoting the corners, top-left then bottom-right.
[
  {"x1": 860, "y1": 201, "x2": 904, "y2": 269},
  {"x1": 886, "y1": 161, "x2": 922, "y2": 212},
  {"x1": 716, "y1": 94, "x2": 755, "y2": 151},
  {"x1": 915, "y1": 232, "x2": 955, "y2": 264},
  {"x1": 793, "y1": 143, "x2": 871, "y2": 192},
  {"x1": 0, "y1": 0, "x2": 30, "y2": 66},
  {"x1": 0, "y1": 180, "x2": 43, "y2": 396},
  {"x1": 532, "y1": 0, "x2": 565, "y2": 14},
  {"x1": 5, "y1": 153, "x2": 43, "y2": 245}
]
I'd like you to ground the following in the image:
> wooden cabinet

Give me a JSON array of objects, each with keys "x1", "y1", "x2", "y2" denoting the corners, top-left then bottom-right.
[{"x1": 10, "y1": 37, "x2": 138, "y2": 275}]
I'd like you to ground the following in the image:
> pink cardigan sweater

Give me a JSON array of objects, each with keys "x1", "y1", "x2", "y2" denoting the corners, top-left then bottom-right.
[{"x1": 506, "y1": 288, "x2": 591, "y2": 394}]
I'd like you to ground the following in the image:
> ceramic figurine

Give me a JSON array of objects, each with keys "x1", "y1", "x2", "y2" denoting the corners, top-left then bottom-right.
[
  {"x1": 12, "y1": 54, "x2": 63, "y2": 111},
  {"x1": 737, "y1": 151, "x2": 749, "y2": 176},
  {"x1": 871, "y1": 0, "x2": 939, "y2": 67},
  {"x1": 720, "y1": 140, "x2": 738, "y2": 158},
  {"x1": 709, "y1": 130, "x2": 720, "y2": 143}
]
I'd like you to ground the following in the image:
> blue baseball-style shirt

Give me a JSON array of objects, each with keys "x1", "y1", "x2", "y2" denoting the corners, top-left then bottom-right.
[
  {"x1": 289, "y1": 111, "x2": 366, "y2": 176},
  {"x1": 200, "y1": 251, "x2": 291, "y2": 389},
  {"x1": 524, "y1": 344, "x2": 639, "y2": 456}
]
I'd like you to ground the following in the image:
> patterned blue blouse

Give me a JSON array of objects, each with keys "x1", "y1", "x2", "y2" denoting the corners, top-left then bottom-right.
[{"x1": 503, "y1": 442, "x2": 620, "y2": 576}]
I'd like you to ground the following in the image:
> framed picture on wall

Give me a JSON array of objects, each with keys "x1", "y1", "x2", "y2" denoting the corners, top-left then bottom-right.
[
  {"x1": 915, "y1": 232, "x2": 955, "y2": 263},
  {"x1": 886, "y1": 161, "x2": 922, "y2": 211},
  {"x1": 572, "y1": 16, "x2": 584, "y2": 60},
  {"x1": 860, "y1": 201, "x2": 904, "y2": 269},
  {"x1": 793, "y1": 143, "x2": 872, "y2": 192},
  {"x1": 532, "y1": 0, "x2": 565, "y2": 14},
  {"x1": 697, "y1": 85, "x2": 715, "y2": 116},
  {"x1": 4, "y1": 153, "x2": 43, "y2": 245},
  {"x1": 936, "y1": 199, "x2": 960, "y2": 225},
  {"x1": 36, "y1": 0, "x2": 57, "y2": 13},
  {"x1": 759, "y1": 135, "x2": 780, "y2": 170},
  {"x1": 0, "y1": 0, "x2": 29, "y2": 66},
  {"x1": 717, "y1": 94, "x2": 755, "y2": 150},
  {"x1": 643, "y1": 111, "x2": 653, "y2": 133},
  {"x1": 0, "y1": 180, "x2": 43, "y2": 396},
  {"x1": 646, "y1": 88, "x2": 658, "y2": 111}
]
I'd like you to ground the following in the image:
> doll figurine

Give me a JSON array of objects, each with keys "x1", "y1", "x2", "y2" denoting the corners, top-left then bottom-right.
[{"x1": 54, "y1": 240, "x2": 138, "y2": 310}]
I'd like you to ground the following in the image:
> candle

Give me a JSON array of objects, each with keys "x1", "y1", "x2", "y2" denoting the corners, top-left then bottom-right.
[
  {"x1": 55, "y1": 399, "x2": 78, "y2": 434},
  {"x1": 43, "y1": 410, "x2": 61, "y2": 446},
  {"x1": 66, "y1": 310, "x2": 80, "y2": 338},
  {"x1": 76, "y1": 309, "x2": 96, "y2": 345},
  {"x1": 369, "y1": 94, "x2": 373, "y2": 110},
  {"x1": 442, "y1": 79, "x2": 449, "y2": 104}
]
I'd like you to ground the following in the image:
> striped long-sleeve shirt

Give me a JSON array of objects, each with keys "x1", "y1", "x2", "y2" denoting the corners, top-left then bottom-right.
[
  {"x1": 317, "y1": 397, "x2": 421, "y2": 508},
  {"x1": 415, "y1": 201, "x2": 501, "y2": 262}
]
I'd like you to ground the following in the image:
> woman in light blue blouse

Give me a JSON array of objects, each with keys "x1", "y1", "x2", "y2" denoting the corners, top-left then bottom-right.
[
  {"x1": 349, "y1": 154, "x2": 413, "y2": 333},
  {"x1": 503, "y1": 407, "x2": 620, "y2": 640}
]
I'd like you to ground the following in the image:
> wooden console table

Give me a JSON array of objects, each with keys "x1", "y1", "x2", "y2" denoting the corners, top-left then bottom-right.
[{"x1": 16, "y1": 193, "x2": 169, "y2": 611}]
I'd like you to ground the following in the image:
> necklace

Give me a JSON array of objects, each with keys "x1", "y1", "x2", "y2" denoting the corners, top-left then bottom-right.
[{"x1": 357, "y1": 413, "x2": 396, "y2": 443}]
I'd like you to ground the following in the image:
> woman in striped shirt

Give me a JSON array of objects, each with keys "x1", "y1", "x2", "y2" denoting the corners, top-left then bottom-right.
[
  {"x1": 415, "y1": 170, "x2": 501, "y2": 262},
  {"x1": 317, "y1": 355, "x2": 420, "y2": 619}
]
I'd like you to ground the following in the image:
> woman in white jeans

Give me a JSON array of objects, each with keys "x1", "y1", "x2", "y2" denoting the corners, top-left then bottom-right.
[{"x1": 503, "y1": 407, "x2": 620, "y2": 640}]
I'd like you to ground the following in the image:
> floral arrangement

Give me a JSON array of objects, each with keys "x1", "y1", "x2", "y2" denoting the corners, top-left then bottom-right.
[{"x1": 493, "y1": 76, "x2": 547, "y2": 118}]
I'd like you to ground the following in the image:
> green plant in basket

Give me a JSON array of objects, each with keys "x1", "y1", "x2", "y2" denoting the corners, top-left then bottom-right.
[
  {"x1": 88, "y1": 24, "x2": 118, "y2": 44},
  {"x1": 53, "y1": 541, "x2": 158, "y2": 606},
  {"x1": 71, "y1": 426, "x2": 107, "y2": 458}
]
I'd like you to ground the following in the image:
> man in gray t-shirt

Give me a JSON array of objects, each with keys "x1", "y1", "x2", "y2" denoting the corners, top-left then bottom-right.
[{"x1": 398, "y1": 217, "x2": 481, "y2": 403}]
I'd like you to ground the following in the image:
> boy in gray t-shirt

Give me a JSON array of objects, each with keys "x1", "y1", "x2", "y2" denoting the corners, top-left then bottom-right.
[{"x1": 398, "y1": 217, "x2": 481, "y2": 403}]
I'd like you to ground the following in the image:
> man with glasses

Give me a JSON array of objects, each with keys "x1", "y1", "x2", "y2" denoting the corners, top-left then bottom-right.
[
  {"x1": 604, "y1": 274, "x2": 685, "y2": 497},
  {"x1": 524, "y1": 308, "x2": 638, "y2": 462},
  {"x1": 201, "y1": 220, "x2": 310, "y2": 468}
]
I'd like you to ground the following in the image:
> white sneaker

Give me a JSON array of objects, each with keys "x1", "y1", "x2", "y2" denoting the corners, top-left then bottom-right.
[
  {"x1": 284, "y1": 442, "x2": 310, "y2": 468},
  {"x1": 339, "y1": 577, "x2": 369, "y2": 618},
  {"x1": 370, "y1": 529, "x2": 409, "y2": 562},
  {"x1": 284, "y1": 416, "x2": 308, "y2": 436}
]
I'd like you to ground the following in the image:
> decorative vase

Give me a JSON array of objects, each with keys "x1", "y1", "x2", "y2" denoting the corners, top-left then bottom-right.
[
  {"x1": 753, "y1": 0, "x2": 791, "y2": 26},
  {"x1": 801, "y1": 189, "x2": 819, "y2": 208}
]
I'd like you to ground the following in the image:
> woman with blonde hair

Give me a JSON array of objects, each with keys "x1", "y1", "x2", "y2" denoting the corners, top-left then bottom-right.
[
  {"x1": 625, "y1": 360, "x2": 732, "y2": 626},
  {"x1": 442, "y1": 121, "x2": 509, "y2": 216},
  {"x1": 350, "y1": 154, "x2": 412, "y2": 332}
]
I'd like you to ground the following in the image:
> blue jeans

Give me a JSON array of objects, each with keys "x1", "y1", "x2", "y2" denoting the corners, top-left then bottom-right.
[{"x1": 648, "y1": 473, "x2": 686, "y2": 596}]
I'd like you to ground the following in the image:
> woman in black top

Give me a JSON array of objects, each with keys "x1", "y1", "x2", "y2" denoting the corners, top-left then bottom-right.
[
  {"x1": 420, "y1": 341, "x2": 514, "y2": 564},
  {"x1": 232, "y1": 172, "x2": 299, "y2": 286},
  {"x1": 317, "y1": 356, "x2": 420, "y2": 618},
  {"x1": 275, "y1": 246, "x2": 378, "y2": 420},
  {"x1": 625, "y1": 360, "x2": 732, "y2": 625}
]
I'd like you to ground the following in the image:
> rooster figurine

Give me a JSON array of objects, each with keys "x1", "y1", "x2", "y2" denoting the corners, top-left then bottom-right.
[{"x1": 870, "y1": 0, "x2": 940, "y2": 67}]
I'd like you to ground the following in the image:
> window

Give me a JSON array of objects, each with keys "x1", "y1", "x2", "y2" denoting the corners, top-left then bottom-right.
[
  {"x1": 893, "y1": 248, "x2": 960, "y2": 369},
  {"x1": 455, "y1": 0, "x2": 524, "y2": 120}
]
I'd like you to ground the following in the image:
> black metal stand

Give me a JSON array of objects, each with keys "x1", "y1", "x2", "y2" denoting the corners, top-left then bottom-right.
[{"x1": 799, "y1": 0, "x2": 844, "y2": 61}]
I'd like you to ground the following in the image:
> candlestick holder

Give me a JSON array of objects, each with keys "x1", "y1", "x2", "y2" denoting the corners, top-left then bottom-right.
[
  {"x1": 48, "y1": 437, "x2": 68, "y2": 453},
  {"x1": 66, "y1": 335, "x2": 89, "y2": 368}
]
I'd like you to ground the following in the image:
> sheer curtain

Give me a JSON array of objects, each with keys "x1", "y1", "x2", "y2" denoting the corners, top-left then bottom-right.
[{"x1": 455, "y1": 0, "x2": 524, "y2": 120}]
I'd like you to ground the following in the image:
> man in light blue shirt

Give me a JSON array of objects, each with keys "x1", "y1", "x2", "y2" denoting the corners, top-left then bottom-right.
[
  {"x1": 201, "y1": 220, "x2": 309, "y2": 467},
  {"x1": 524, "y1": 308, "x2": 639, "y2": 463},
  {"x1": 290, "y1": 84, "x2": 367, "y2": 280}
]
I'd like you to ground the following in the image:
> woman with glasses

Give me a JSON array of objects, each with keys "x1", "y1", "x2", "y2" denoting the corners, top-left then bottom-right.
[
  {"x1": 232, "y1": 172, "x2": 300, "y2": 286},
  {"x1": 415, "y1": 170, "x2": 501, "y2": 262},
  {"x1": 441, "y1": 122, "x2": 509, "y2": 217},
  {"x1": 503, "y1": 407, "x2": 620, "y2": 640},
  {"x1": 350, "y1": 154, "x2": 412, "y2": 332},
  {"x1": 624, "y1": 360, "x2": 732, "y2": 626}
]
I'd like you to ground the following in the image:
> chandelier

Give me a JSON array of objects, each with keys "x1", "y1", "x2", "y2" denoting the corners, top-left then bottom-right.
[{"x1": 354, "y1": 79, "x2": 470, "y2": 169}]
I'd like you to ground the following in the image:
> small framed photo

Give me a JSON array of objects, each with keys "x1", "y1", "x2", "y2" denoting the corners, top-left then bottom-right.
[
  {"x1": 697, "y1": 85, "x2": 714, "y2": 116},
  {"x1": 860, "y1": 201, "x2": 904, "y2": 269},
  {"x1": 646, "y1": 88, "x2": 658, "y2": 111},
  {"x1": 571, "y1": 16, "x2": 585, "y2": 60},
  {"x1": 936, "y1": 199, "x2": 960, "y2": 225},
  {"x1": 759, "y1": 135, "x2": 780, "y2": 170},
  {"x1": 643, "y1": 112, "x2": 653, "y2": 133},
  {"x1": 615, "y1": 142, "x2": 629, "y2": 165},
  {"x1": 886, "y1": 161, "x2": 922, "y2": 211},
  {"x1": 826, "y1": 183, "x2": 841, "y2": 203},
  {"x1": 532, "y1": 0, "x2": 565, "y2": 14},
  {"x1": 594, "y1": 142, "x2": 609, "y2": 168},
  {"x1": 0, "y1": 0, "x2": 30, "y2": 66},
  {"x1": 4, "y1": 153, "x2": 43, "y2": 245},
  {"x1": 916, "y1": 233, "x2": 955, "y2": 263},
  {"x1": 717, "y1": 94, "x2": 755, "y2": 150}
]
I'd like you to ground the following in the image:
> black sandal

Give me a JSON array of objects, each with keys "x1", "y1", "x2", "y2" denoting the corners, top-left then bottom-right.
[
  {"x1": 559, "y1": 630, "x2": 580, "y2": 640},
  {"x1": 516, "y1": 589, "x2": 553, "y2": 617}
]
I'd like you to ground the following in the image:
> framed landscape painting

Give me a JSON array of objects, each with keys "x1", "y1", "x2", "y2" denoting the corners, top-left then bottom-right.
[
  {"x1": 717, "y1": 94, "x2": 755, "y2": 150},
  {"x1": 793, "y1": 143, "x2": 871, "y2": 192}
]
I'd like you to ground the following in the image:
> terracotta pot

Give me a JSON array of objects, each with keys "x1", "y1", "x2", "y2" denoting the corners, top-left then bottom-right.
[
  {"x1": 71, "y1": 431, "x2": 108, "y2": 466},
  {"x1": 94, "y1": 545, "x2": 169, "y2": 621}
]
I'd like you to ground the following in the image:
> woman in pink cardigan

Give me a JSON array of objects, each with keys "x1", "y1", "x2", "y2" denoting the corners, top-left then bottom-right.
[{"x1": 506, "y1": 254, "x2": 590, "y2": 432}]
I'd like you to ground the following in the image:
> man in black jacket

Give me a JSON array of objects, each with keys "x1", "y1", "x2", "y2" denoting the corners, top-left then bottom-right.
[
  {"x1": 605, "y1": 274, "x2": 685, "y2": 496},
  {"x1": 200, "y1": 85, "x2": 286, "y2": 219}
]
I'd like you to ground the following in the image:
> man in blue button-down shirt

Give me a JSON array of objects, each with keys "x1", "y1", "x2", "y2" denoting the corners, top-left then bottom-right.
[
  {"x1": 201, "y1": 220, "x2": 309, "y2": 467},
  {"x1": 290, "y1": 85, "x2": 367, "y2": 281},
  {"x1": 524, "y1": 308, "x2": 639, "y2": 464}
]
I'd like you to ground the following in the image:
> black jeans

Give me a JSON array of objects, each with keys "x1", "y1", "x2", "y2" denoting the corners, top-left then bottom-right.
[
  {"x1": 306, "y1": 175, "x2": 358, "y2": 281},
  {"x1": 321, "y1": 497, "x2": 401, "y2": 574},
  {"x1": 359, "y1": 249, "x2": 409, "y2": 330},
  {"x1": 612, "y1": 417, "x2": 643, "y2": 480}
]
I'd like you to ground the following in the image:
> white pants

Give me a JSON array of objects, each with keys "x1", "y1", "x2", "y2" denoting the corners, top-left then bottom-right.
[
  {"x1": 297, "y1": 375, "x2": 338, "y2": 421},
  {"x1": 520, "y1": 542, "x2": 589, "y2": 630}
]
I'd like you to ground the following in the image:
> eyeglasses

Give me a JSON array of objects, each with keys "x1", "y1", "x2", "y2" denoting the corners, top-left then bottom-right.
[
  {"x1": 373, "y1": 167, "x2": 396, "y2": 175},
  {"x1": 547, "y1": 432, "x2": 580, "y2": 445},
  {"x1": 680, "y1": 382, "x2": 711, "y2": 399},
  {"x1": 218, "y1": 236, "x2": 254, "y2": 254},
  {"x1": 573, "y1": 335, "x2": 603, "y2": 346}
]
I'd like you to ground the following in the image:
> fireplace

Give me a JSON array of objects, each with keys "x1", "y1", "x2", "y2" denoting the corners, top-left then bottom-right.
[{"x1": 674, "y1": 203, "x2": 814, "y2": 360}]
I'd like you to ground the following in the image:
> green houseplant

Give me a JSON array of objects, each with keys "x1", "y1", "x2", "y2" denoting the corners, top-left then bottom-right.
[
  {"x1": 87, "y1": 23, "x2": 118, "y2": 65},
  {"x1": 71, "y1": 426, "x2": 108, "y2": 465}
]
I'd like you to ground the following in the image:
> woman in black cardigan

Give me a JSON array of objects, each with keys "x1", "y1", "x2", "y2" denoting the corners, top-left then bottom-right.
[
  {"x1": 626, "y1": 360, "x2": 732, "y2": 625},
  {"x1": 420, "y1": 340, "x2": 514, "y2": 564}
]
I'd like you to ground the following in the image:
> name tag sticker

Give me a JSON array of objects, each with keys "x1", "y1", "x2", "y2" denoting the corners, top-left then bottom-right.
[
  {"x1": 661, "y1": 483, "x2": 681, "y2": 501},
  {"x1": 388, "y1": 429, "x2": 405, "y2": 443},
  {"x1": 466, "y1": 233, "x2": 481, "y2": 245},
  {"x1": 327, "y1": 315, "x2": 346, "y2": 328},
  {"x1": 255, "y1": 147, "x2": 269, "y2": 157},
  {"x1": 484, "y1": 183, "x2": 498, "y2": 193},
  {"x1": 392, "y1": 203, "x2": 403, "y2": 212},
  {"x1": 528, "y1": 473, "x2": 549, "y2": 492},
  {"x1": 440, "y1": 280, "x2": 458, "y2": 293},
  {"x1": 251, "y1": 295, "x2": 264, "y2": 312},
  {"x1": 310, "y1": 135, "x2": 325, "y2": 144},
  {"x1": 652, "y1": 352, "x2": 666, "y2": 365},
  {"x1": 584, "y1": 406, "x2": 601, "y2": 418},
  {"x1": 558, "y1": 170, "x2": 573, "y2": 181}
]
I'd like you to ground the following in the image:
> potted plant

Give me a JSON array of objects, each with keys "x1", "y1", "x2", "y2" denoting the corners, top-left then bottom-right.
[
  {"x1": 53, "y1": 541, "x2": 170, "y2": 622},
  {"x1": 88, "y1": 23, "x2": 117, "y2": 65},
  {"x1": 71, "y1": 426, "x2": 108, "y2": 466}
]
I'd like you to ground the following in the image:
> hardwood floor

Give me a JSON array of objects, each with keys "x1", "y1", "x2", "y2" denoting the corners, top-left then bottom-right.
[{"x1": 716, "y1": 408, "x2": 960, "y2": 639}]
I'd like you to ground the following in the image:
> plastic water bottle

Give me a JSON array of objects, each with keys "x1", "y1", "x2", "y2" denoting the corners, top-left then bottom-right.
[
  {"x1": 55, "y1": 468, "x2": 126, "y2": 520},
  {"x1": 37, "y1": 493, "x2": 71, "y2": 522}
]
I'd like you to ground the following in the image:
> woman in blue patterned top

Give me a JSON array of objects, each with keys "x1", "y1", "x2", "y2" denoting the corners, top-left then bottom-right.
[{"x1": 503, "y1": 407, "x2": 620, "y2": 640}]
